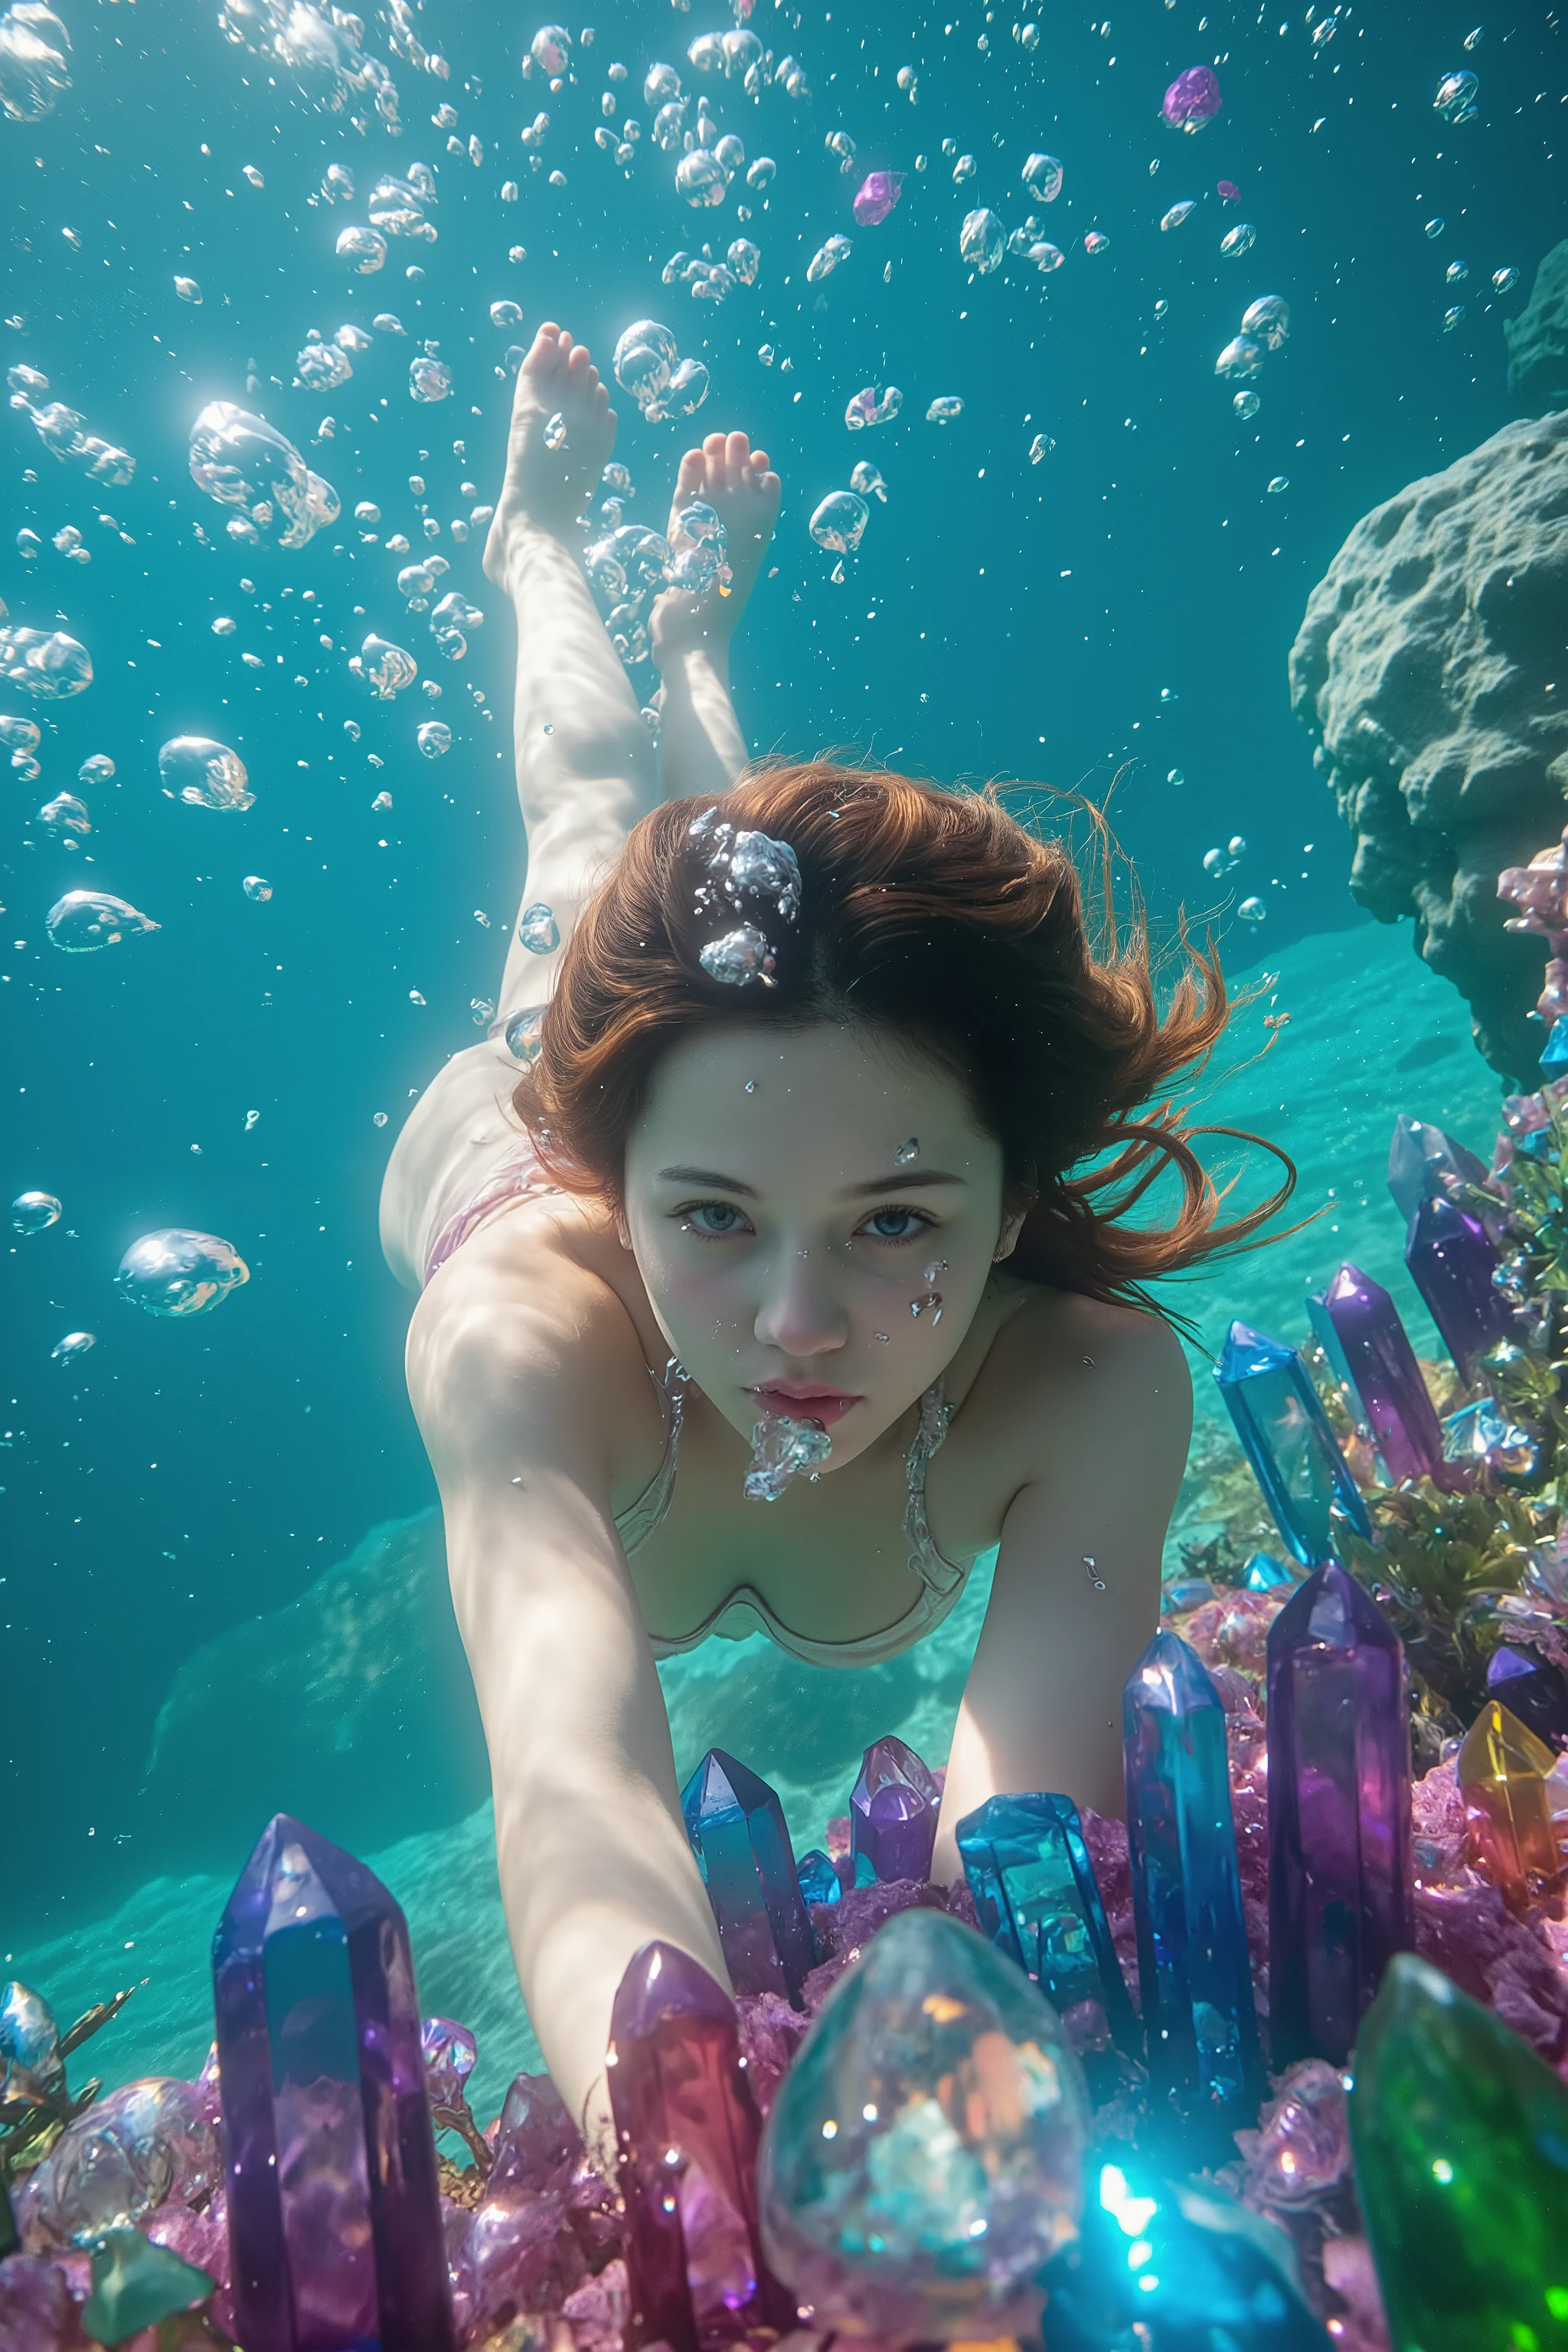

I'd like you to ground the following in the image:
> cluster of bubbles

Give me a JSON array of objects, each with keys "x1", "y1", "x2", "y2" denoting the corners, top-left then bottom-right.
[
  {"x1": 611, "y1": 317, "x2": 710, "y2": 423},
  {"x1": 0, "y1": 608, "x2": 92, "y2": 701},
  {"x1": 661, "y1": 234, "x2": 760, "y2": 302},
  {"x1": 0, "y1": 0, "x2": 70, "y2": 122},
  {"x1": 216, "y1": 0, "x2": 406, "y2": 134},
  {"x1": 188, "y1": 403, "x2": 339, "y2": 550},
  {"x1": 949, "y1": 152, "x2": 1069, "y2": 283},
  {"x1": 1214, "y1": 294, "x2": 1290, "y2": 414},
  {"x1": 688, "y1": 808, "x2": 802, "y2": 991},
  {"x1": 8, "y1": 364, "x2": 136, "y2": 488},
  {"x1": 581, "y1": 457, "x2": 731, "y2": 669}
]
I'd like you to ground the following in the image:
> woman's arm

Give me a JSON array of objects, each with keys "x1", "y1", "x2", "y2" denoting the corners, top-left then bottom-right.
[
  {"x1": 407, "y1": 1237, "x2": 728, "y2": 2149},
  {"x1": 933, "y1": 1304, "x2": 1192, "y2": 1880}
]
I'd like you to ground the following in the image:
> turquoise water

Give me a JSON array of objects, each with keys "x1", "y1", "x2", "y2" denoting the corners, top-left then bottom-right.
[{"x1": 0, "y1": 0, "x2": 1550, "y2": 2127}]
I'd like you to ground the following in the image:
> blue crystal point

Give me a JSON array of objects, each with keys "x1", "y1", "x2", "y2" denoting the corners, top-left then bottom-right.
[
  {"x1": 681, "y1": 1749, "x2": 815, "y2": 2002},
  {"x1": 1122, "y1": 1633, "x2": 1263, "y2": 2137},
  {"x1": 956, "y1": 1792, "x2": 1138, "y2": 2069},
  {"x1": 1214, "y1": 1318, "x2": 1372, "y2": 1566},
  {"x1": 795, "y1": 1847, "x2": 842, "y2": 1906}
]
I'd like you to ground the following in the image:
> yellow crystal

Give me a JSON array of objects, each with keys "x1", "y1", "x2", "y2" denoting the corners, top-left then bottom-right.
[{"x1": 1456, "y1": 1700, "x2": 1560, "y2": 1898}]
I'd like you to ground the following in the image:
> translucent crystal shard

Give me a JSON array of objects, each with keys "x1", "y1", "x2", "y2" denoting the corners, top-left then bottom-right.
[
  {"x1": 955, "y1": 1792, "x2": 1138, "y2": 2066},
  {"x1": 795, "y1": 1848, "x2": 841, "y2": 1906},
  {"x1": 1350, "y1": 1954, "x2": 1568, "y2": 2352},
  {"x1": 1456, "y1": 1699, "x2": 1561, "y2": 1901},
  {"x1": 1386, "y1": 1112, "x2": 1488, "y2": 1227},
  {"x1": 1122, "y1": 1633, "x2": 1262, "y2": 2130},
  {"x1": 848, "y1": 1733, "x2": 942, "y2": 1885},
  {"x1": 1040, "y1": 2156, "x2": 1334, "y2": 2350},
  {"x1": 211, "y1": 1812, "x2": 455, "y2": 2352},
  {"x1": 757, "y1": 1906, "x2": 1087, "y2": 2344},
  {"x1": 1404, "y1": 1194, "x2": 1509, "y2": 1382},
  {"x1": 1308, "y1": 1263, "x2": 1447, "y2": 1485},
  {"x1": 1486, "y1": 1642, "x2": 1568, "y2": 1743},
  {"x1": 681, "y1": 1749, "x2": 816, "y2": 2004},
  {"x1": 1265, "y1": 1562, "x2": 1413, "y2": 2067},
  {"x1": 606, "y1": 1940, "x2": 791, "y2": 2352},
  {"x1": 1214, "y1": 1321, "x2": 1372, "y2": 1567}
]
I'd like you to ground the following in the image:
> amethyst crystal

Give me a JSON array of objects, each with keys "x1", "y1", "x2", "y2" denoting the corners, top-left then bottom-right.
[
  {"x1": 681, "y1": 1750, "x2": 815, "y2": 2004},
  {"x1": 848, "y1": 1734, "x2": 942, "y2": 1886},
  {"x1": 1266, "y1": 1564, "x2": 1413, "y2": 2068},
  {"x1": 607, "y1": 1941, "x2": 792, "y2": 2352},
  {"x1": 1310, "y1": 1263, "x2": 1448, "y2": 1485},
  {"x1": 1387, "y1": 1114, "x2": 1488, "y2": 1227},
  {"x1": 211, "y1": 1812, "x2": 454, "y2": 2352},
  {"x1": 1161, "y1": 63, "x2": 1223, "y2": 127},
  {"x1": 1404, "y1": 1194, "x2": 1509, "y2": 1381}
]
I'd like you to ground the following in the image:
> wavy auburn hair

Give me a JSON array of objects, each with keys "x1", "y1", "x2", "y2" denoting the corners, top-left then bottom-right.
[{"x1": 514, "y1": 763, "x2": 1293, "y2": 1316}]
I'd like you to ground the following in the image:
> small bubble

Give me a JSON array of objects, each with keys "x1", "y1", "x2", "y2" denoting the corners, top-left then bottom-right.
[
  {"x1": 374, "y1": 1110, "x2": 389, "y2": 1127},
  {"x1": 894, "y1": 1138, "x2": 919, "y2": 1165}
]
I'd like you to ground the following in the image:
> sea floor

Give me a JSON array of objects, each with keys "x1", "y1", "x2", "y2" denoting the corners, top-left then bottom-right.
[{"x1": 8, "y1": 913, "x2": 1510, "y2": 2126}]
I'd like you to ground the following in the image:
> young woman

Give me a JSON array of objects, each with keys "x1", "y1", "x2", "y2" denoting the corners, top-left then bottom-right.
[{"x1": 381, "y1": 321, "x2": 1280, "y2": 2148}]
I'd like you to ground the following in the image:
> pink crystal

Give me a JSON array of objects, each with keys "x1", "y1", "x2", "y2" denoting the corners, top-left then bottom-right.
[
  {"x1": 851, "y1": 170, "x2": 903, "y2": 225},
  {"x1": 607, "y1": 1941, "x2": 792, "y2": 2352},
  {"x1": 1237, "y1": 2059, "x2": 1352, "y2": 2209},
  {"x1": 0, "y1": 2252, "x2": 92, "y2": 2352},
  {"x1": 18, "y1": 2079, "x2": 220, "y2": 2252}
]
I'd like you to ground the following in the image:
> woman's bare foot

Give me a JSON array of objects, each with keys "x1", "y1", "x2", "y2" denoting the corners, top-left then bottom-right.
[
  {"x1": 484, "y1": 323, "x2": 617, "y2": 589},
  {"x1": 650, "y1": 430, "x2": 781, "y2": 663}
]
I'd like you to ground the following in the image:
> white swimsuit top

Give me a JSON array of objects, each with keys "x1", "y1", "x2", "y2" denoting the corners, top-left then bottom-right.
[{"x1": 620, "y1": 1358, "x2": 974, "y2": 1668}]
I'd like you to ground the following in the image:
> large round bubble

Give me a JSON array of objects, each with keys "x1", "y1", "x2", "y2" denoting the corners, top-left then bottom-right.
[
  {"x1": 1241, "y1": 295, "x2": 1290, "y2": 349},
  {"x1": 158, "y1": 735, "x2": 254, "y2": 812},
  {"x1": 46, "y1": 890, "x2": 159, "y2": 951},
  {"x1": 11, "y1": 1190, "x2": 61, "y2": 1233},
  {"x1": 809, "y1": 490, "x2": 870, "y2": 554},
  {"x1": 1161, "y1": 63, "x2": 1221, "y2": 129},
  {"x1": 187, "y1": 403, "x2": 338, "y2": 550},
  {"x1": 116, "y1": 1229, "x2": 250, "y2": 1317},
  {"x1": 0, "y1": 626, "x2": 91, "y2": 697},
  {"x1": 1021, "y1": 152, "x2": 1063, "y2": 203},
  {"x1": 612, "y1": 318, "x2": 678, "y2": 407},
  {"x1": 959, "y1": 207, "x2": 1005, "y2": 274},
  {"x1": 0, "y1": 2, "x2": 71, "y2": 122}
]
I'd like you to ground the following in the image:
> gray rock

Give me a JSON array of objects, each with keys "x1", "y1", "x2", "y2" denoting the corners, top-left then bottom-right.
[
  {"x1": 1506, "y1": 240, "x2": 1568, "y2": 416},
  {"x1": 1289, "y1": 410, "x2": 1568, "y2": 1079}
]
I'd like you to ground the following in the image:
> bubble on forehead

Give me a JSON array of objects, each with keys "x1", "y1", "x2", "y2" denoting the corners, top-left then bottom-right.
[{"x1": 895, "y1": 1138, "x2": 920, "y2": 1165}]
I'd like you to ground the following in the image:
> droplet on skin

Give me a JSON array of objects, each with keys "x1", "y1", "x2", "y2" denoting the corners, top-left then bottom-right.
[{"x1": 895, "y1": 1138, "x2": 919, "y2": 1164}]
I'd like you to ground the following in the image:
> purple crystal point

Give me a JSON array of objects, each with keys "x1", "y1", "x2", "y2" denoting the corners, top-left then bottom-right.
[
  {"x1": 1214, "y1": 1320, "x2": 1372, "y2": 1566},
  {"x1": 681, "y1": 1750, "x2": 816, "y2": 2004},
  {"x1": 849, "y1": 1733, "x2": 942, "y2": 1886},
  {"x1": 1404, "y1": 1194, "x2": 1509, "y2": 1382},
  {"x1": 1122, "y1": 1633, "x2": 1262, "y2": 2135},
  {"x1": 211, "y1": 1812, "x2": 455, "y2": 2352},
  {"x1": 1266, "y1": 1563, "x2": 1413, "y2": 2069},
  {"x1": 1310, "y1": 1262, "x2": 1448, "y2": 1485},
  {"x1": 851, "y1": 168, "x2": 904, "y2": 225},
  {"x1": 1387, "y1": 1113, "x2": 1488, "y2": 1227},
  {"x1": 1486, "y1": 1644, "x2": 1568, "y2": 1743},
  {"x1": 608, "y1": 1940, "x2": 792, "y2": 2352}
]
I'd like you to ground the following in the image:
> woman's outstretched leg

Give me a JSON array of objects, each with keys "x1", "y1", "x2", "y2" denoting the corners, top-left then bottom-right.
[
  {"x1": 380, "y1": 322, "x2": 658, "y2": 1288},
  {"x1": 651, "y1": 430, "x2": 781, "y2": 799}
]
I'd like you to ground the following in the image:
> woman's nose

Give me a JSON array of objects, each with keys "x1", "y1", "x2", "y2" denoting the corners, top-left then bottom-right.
[{"x1": 753, "y1": 1248, "x2": 851, "y2": 1361}]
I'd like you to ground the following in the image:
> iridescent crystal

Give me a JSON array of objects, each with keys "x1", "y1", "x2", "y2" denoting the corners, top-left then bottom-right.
[
  {"x1": 1266, "y1": 1563, "x2": 1413, "y2": 2067},
  {"x1": 1240, "y1": 2060, "x2": 1352, "y2": 2209},
  {"x1": 1350, "y1": 1954, "x2": 1568, "y2": 2350},
  {"x1": 1308, "y1": 1263, "x2": 1446, "y2": 1485},
  {"x1": 681, "y1": 1749, "x2": 816, "y2": 2002},
  {"x1": 1214, "y1": 1320, "x2": 1372, "y2": 1566},
  {"x1": 1456, "y1": 1700, "x2": 1561, "y2": 1900},
  {"x1": 757, "y1": 1907, "x2": 1088, "y2": 2344},
  {"x1": 1122, "y1": 1632, "x2": 1262, "y2": 2131},
  {"x1": 21, "y1": 2078, "x2": 220, "y2": 2246},
  {"x1": 1404, "y1": 1194, "x2": 1509, "y2": 1382},
  {"x1": 212, "y1": 1812, "x2": 454, "y2": 2352},
  {"x1": 796, "y1": 1849, "x2": 841, "y2": 1906},
  {"x1": 607, "y1": 1940, "x2": 790, "y2": 2352},
  {"x1": 956, "y1": 1792, "x2": 1138, "y2": 2069},
  {"x1": 1040, "y1": 2154, "x2": 1331, "y2": 2346},
  {"x1": 849, "y1": 1734, "x2": 942, "y2": 1885}
]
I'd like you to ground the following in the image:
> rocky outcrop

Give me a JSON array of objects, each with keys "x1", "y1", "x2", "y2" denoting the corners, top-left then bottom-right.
[
  {"x1": 1506, "y1": 240, "x2": 1568, "y2": 416},
  {"x1": 1289, "y1": 410, "x2": 1568, "y2": 1079}
]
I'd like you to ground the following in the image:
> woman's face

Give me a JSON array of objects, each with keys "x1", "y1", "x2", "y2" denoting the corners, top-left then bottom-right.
[{"x1": 622, "y1": 1020, "x2": 1014, "y2": 1467}]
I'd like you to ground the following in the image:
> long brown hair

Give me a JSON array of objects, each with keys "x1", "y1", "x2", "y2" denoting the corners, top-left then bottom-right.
[{"x1": 514, "y1": 763, "x2": 1293, "y2": 1318}]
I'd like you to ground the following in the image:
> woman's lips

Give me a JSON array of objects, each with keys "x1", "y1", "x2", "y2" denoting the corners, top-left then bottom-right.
[{"x1": 748, "y1": 1385, "x2": 863, "y2": 1428}]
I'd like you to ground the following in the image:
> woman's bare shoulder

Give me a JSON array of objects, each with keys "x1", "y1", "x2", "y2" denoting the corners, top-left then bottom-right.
[
  {"x1": 405, "y1": 1207, "x2": 660, "y2": 1462},
  {"x1": 968, "y1": 1282, "x2": 1193, "y2": 1462}
]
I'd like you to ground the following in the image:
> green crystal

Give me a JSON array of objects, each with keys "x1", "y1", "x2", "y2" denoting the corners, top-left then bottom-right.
[
  {"x1": 80, "y1": 2224, "x2": 213, "y2": 2345},
  {"x1": 1350, "y1": 1954, "x2": 1568, "y2": 2352}
]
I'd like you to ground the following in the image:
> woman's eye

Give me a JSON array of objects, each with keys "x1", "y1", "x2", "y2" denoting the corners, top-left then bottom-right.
[
  {"x1": 683, "y1": 1201, "x2": 749, "y2": 1236},
  {"x1": 861, "y1": 1207, "x2": 929, "y2": 1241}
]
